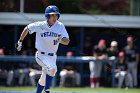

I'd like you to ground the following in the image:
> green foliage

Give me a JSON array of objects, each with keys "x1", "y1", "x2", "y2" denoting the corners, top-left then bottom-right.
[
  {"x1": 49, "y1": 0, "x2": 83, "y2": 14},
  {"x1": 48, "y1": 0, "x2": 130, "y2": 15}
]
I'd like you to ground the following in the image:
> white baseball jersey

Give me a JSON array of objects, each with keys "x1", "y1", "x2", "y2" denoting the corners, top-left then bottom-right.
[{"x1": 26, "y1": 20, "x2": 69, "y2": 53}]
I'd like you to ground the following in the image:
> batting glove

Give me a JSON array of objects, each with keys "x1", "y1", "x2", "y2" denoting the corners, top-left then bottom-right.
[
  {"x1": 16, "y1": 40, "x2": 22, "y2": 51},
  {"x1": 57, "y1": 33, "x2": 62, "y2": 43}
]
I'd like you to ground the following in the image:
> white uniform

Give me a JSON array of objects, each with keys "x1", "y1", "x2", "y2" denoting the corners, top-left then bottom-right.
[{"x1": 26, "y1": 20, "x2": 69, "y2": 86}]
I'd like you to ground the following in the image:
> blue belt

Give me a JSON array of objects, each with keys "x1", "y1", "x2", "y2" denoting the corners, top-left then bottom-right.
[{"x1": 41, "y1": 52, "x2": 55, "y2": 56}]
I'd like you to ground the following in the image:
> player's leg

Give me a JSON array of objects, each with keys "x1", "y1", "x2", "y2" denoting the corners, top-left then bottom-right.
[
  {"x1": 127, "y1": 62, "x2": 133, "y2": 86},
  {"x1": 35, "y1": 51, "x2": 57, "y2": 93},
  {"x1": 43, "y1": 55, "x2": 57, "y2": 93},
  {"x1": 29, "y1": 71, "x2": 37, "y2": 86},
  {"x1": 43, "y1": 69, "x2": 54, "y2": 93},
  {"x1": 132, "y1": 62, "x2": 137, "y2": 87},
  {"x1": 59, "y1": 70, "x2": 67, "y2": 87},
  {"x1": 36, "y1": 68, "x2": 55, "y2": 93},
  {"x1": 35, "y1": 52, "x2": 55, "y2": 93},
  {"x1": 44, "y1": 67, "x2": 57, "y2": 93},
  {"x1": 36, "y1": 70, "x2": 45, "y2": 93},
  {"x1": 35, "y1": 52, "x2": 45, "y2": 93},
  {"x1": 118, "y1": 73, "x2": 125, "y2": 88},
  {"x1": 125, "y1": 72, "x2": 133, "y2": 88},
  {"x1": 96, "y1": 62, "x2": 102, "y2": 88},
  {"x1": 75, "y1": 72, "x2": 81, "y2": 87},
  {"x1": 18, "y1": 70, "x2": 26, "y2": 86},
  {"x1": 6, "y1": 70, "x2": 14, "y2": 86},
  {"x1": 36, "y1": 68, "x2": 56, "y2": 93},
  {"x1": 89, "y1": 61, "x2": 96, "y2": 88},
  {"x1": 36, "y1": 83, "x2": 44, "y2": 93}
]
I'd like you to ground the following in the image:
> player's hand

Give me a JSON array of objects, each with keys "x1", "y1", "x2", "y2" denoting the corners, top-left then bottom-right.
[
  {"x1": 57, "y1": 33, "x2": 62, "y2": 43},
  {"x1": 16, "y1": 41, "x2": 22, "y2": 51}
]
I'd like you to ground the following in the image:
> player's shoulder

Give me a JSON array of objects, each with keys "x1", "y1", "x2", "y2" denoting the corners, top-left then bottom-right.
[
  {"x1": 56, "y1": 21, "x2": 65, "y2": 26},
  {"x1": 29, "y1": 21, "x2": 46, "y2": 26}
]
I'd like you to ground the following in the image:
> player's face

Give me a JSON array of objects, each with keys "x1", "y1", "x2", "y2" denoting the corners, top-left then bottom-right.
[{"x1": 48, "y1": 14, "x2": 58, "y2": 25}]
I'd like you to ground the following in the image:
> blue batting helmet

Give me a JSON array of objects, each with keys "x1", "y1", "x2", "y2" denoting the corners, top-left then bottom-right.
[{"x1": 45, "y1": 5, "x2": 60, "y2": 19}]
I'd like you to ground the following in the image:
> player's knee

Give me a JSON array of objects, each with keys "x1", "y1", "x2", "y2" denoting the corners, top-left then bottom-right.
[
  {"x1": 49, "y1": 68, "x2": 57, "y2": 77},
  {"x1": 38, "y1": 74, "x2": 46, "y2": 86},
  {"x1": 39, "y1": 78, "x2": 45, "y2": 86}
]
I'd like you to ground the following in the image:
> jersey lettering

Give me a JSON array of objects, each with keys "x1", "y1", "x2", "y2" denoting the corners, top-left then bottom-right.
[{"x1": 41, "y1": 32, "x2": 57, "y2": 37}]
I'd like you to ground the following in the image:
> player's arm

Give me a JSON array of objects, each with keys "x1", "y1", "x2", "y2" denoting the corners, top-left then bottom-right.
[
  {"x1": 19, "y1": 28, "x2": 29, "y2": 42},
  {"x1": 16, "y1": 27, "x2": 29, "y2": 51},
  {"x1": 60, "y1": 37, "x2": 70, "y2": 45},
  {"x1": 57, "y1": 33, "x2": 70, "y2": 45}
]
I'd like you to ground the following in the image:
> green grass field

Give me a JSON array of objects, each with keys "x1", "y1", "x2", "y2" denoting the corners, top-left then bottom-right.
[{"x1": 0, "y1": 87, "x2": 140, "y2": 93}]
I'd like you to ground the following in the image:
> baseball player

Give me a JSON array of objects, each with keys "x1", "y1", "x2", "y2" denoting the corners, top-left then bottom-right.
[{"x1": 16, "y1": 5, "x2": 70, "y2": 93}]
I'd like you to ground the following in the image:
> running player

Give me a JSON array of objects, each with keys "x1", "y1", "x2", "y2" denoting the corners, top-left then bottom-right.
[{"x1": 16, "y1": 5, "x2": 70, "y2": 93}]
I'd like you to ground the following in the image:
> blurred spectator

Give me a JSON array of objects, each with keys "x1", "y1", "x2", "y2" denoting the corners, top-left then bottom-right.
[
  {"x1": 108, "y1": 41, "x2": 119, "y2": 58},
  {"x1": 66, "y1": 51, "x2": 73, "y2": 57},
  {"x1": 0, "y1": 62, "x2": 14, "y2": 86},
  {"x1": 59, "y1": 65, "x2": 81, "y2": 87},
  {"x1": 59, "y1": 51, "x2": 81, "y2": 87},
  {"x1": 12, "y1": 49, "x2": 31, "y2": 86},
  {"x1": 124, "y1": 36, "x2": 139, "y2": 88},
  {"x1": 89, "y1": 39, "x2": 107, "y2": 88},
  {"x1": 29, "y1": 62, "x2": 42, "y2": 86},
  {"x1": 14, "y1": 62, "x2": 29, "y2": 86},
  {"x1": 0, "y1": 49, "x2": 14, "y2": 86},
  {"x1": 0, "y1": 48, "x2": 4, "y2": 55},
  {"x1": 5, "y1": 62, "x2": 14, "y2": 86},
  {"x1": 115, "y1": 51, "x2": 133, "y2": 88},
  {"x1": 105, "y1": 41, "x2": 119, "y2": 87}
]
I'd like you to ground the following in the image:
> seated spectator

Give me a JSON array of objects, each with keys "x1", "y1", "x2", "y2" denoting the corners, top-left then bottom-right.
[
  {"x1": 0, "y1": 68, "x2": 14, "y2": 86},
  {"x1": 115, "y1": 51, "x2": 133, "y2": 88},
  {"x1": 59, "y1": 65, "x2": 81, "y2": 87},
  {"x1": 14, "y1": 62, "x2": 29, "y2": 86},
  {"x1": 29, "y1": 62, "x2": 42, "y2": 86},
  {"x1": 0, "y1": 63, "x2": 14, "y2": 86},
  {"x1": 0, "y1": 49, "x2": 14, "y2": 86}
]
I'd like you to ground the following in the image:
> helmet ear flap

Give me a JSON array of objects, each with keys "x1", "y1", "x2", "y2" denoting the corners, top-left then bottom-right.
[
  {"x1": 57, "y1": 14, "x2": 60, "y2": 19},
  {"x1": 45, "y1": 14, "x2": 50, "y2": 19}
]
